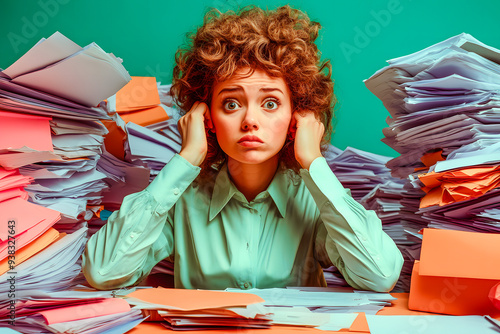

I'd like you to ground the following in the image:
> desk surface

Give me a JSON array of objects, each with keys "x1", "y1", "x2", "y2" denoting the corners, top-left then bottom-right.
[
  {"x1": 127, "y1": 292, "x2": 500, "y2": 333},
  {"x1": 126, "y1": 293, "x2": 436, "y2": 333}
]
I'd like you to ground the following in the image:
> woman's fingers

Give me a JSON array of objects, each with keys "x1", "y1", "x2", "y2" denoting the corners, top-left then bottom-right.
[{"x1": 178, "y1": 101, "x2": 210, "y2": 166}]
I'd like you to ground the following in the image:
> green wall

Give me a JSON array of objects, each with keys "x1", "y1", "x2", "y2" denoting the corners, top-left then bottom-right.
[{"x1": 2, "y1": 0, "x2": 499, "y2": 157}]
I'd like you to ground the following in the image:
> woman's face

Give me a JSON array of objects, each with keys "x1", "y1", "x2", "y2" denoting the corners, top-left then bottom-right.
[{"x1": 210, "y1": 68, "x2": 293, "y2": 166}]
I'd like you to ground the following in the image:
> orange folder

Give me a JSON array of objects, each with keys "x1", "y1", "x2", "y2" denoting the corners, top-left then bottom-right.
[{"x1": 408, "y1": 228, "x2": 500, "y2": 316}]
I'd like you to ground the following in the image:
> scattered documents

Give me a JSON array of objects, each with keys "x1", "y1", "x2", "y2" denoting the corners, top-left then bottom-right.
[{"x1": 366, "y1": 315, "x2": 500, "y2": 334}]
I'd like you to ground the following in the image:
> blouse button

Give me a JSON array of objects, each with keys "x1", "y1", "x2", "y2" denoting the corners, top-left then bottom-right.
[
  {"x1": 173, "y1": 188, "x2": 180, "y2": 195},
  {"x1": 243, "y1": 282, "x2": 250, "y2": 289}
]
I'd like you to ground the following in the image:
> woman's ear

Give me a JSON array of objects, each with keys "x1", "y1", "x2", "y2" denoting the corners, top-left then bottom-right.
[
  {"x1": 287, "y1": 111, "x2": 297, "y2": 140},
  {"x1": 204, "y1": 107, "x2": 215, "y2": 133}
]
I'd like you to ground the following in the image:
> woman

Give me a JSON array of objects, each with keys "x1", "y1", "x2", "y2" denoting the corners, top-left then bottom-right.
[{"x1": 83, "y1": 5, "x2": 403, "y2": 292}]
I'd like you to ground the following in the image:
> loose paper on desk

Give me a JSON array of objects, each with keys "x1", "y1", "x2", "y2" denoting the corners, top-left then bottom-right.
[
  {"x1": 125, "y1": 287, "x2": 264, "y2": 311},
  {"x1": 366, "y1": 315, "x2": 500, "y2": 334}
]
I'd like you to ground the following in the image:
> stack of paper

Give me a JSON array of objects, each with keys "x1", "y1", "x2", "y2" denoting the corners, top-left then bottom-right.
[
  {"x1": 123, "y1": 287, "x2": 273, "y2": 330},
  {"x1": 366, "y1": 33, "x2": 500, "y2": 179},
  {"x1": 98, "y1": 81, "x2": 180, "y2": 182},
  {"x1": 325, "y1": 146, "x2": 394, "y2": 201},
  {"x1": 364, "y1": 32, "x2": 500, "y2": 291},
  {"x1": 124, "y1": 121, "x2": 180, "y2": 177},
  {"x1": 0, "y1": 295, "x2": 143, "y2": 334},
  {"x1": 0, "y1": 32, "x2": 132, "y2": 233},
  {"x1": 3, "y1": 31, "x2": 130, "y2": 108},
  {"x1": 322, "y1": 266, "x2": 349, "y2": 288},
  {"x1": 0, "y1": 165, "x2": 31, "y2": 202},
  {"x1": 0, "y1": 111, "x2": 60, "y2": 169},
  {"x1": 361, "y1": 180, "x2": 426, "y2": 291},
  {"x1": 0, "y1": 227, "x2": 88, "y2": 297},
  {"x1": 227, "y1": 287, "x2": 396, "y2": 316},
  {"x1": 0, "y1": 197, "x2": 60, "y2": 268},
  {"x1": 0, "y1": 73, "x2": 109, "y2": 120},
  {"x1": 97, "y1": 149, "x2": 150, "y2": 210},
  {"x1": 0, "y1": 109, "x2": 66, "y2": 280}
]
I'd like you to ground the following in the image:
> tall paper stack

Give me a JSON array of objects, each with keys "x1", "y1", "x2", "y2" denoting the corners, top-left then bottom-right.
[
  {"x1": 365, "y1": 33, "x2": 500, "y2": 291},
  {"x1": 1, "y1": 31, "x2": 131, "y2": 233}
]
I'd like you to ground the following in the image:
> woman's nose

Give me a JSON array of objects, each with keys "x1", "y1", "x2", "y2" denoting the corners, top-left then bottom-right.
[{"x1": 241, "y1": 106, "x2": 259, "y2": 130}]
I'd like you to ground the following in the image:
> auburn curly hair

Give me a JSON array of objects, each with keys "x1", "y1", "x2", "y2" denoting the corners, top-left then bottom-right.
[{"x1": 170, "y1": 5, "x2": 335, "y2": 178}]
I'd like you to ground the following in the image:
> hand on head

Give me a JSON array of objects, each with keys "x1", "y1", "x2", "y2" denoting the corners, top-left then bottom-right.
[
  {"x1": 289, "y1": 111, "x2": 324, "y2": 170},
  {"x1": 178, "y1": 102, "x2": 213, "y2": 166}
]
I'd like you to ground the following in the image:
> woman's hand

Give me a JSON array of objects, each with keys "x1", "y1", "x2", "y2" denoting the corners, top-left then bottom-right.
[
  {"x1": 178, "y1": 102, "x2": 213, "y2": 166},
  {"x1": 289, "y1": 111, "x2": 324, "y2": 170}
]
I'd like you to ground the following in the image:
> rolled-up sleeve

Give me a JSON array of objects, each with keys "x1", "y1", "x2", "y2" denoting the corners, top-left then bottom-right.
[
  {"x1": 82, "y1": 154, "x2": 200, "y2": 290},
  {"x1": 300, "y1": 157, "x2": 403, "y2": 292}
]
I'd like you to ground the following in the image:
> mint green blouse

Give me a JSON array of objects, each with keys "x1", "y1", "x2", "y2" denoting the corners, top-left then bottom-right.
[{"x1": 82, "y1": 154, "x2": 403, "y2": 292}]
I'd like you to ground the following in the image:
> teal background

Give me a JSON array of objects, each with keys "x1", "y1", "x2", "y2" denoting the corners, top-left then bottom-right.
[{"x1": 1, "y1": 0, "x2": 499, "y2": 157}]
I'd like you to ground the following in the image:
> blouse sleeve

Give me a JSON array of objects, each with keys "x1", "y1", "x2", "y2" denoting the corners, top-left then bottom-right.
[
  {"x1": 82, "y1": 154, "x2": 201, "y2": 290},
  {"x1": 300, "y1": 157, "x2": 404, "y2": 292}
]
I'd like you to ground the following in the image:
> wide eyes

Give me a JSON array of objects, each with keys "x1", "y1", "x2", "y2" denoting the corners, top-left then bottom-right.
[
  {"x1": 224, "y1": 100, "x2": 240, "y2": 111},
  {"x1": 222, "y1": 98, "x2": 280, "y2": 111},
  {"x1": 263, "y1": 100, "x2": 278, "y2": 110}
]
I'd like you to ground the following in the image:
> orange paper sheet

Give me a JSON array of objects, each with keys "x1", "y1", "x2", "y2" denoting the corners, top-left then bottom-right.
[
  {"x1": 0, "y1": 110, "x2": 53, "y2": 151},
  {"x1": 102, "y1": 120, "x2": 126, "y2": 160},
  {"x1": 0, "y1": 167, "x2": 32, "y2": 192},
  {"x1": 347, "y1": 312, "x2": 370, "y2": 333},
  {"x1": 420, "y1": 150, "x2": 445, "y2": 168},
  {"x1": 418, "y1": 164, "x2": 500, "y2": 208},
  {"x1": 115, "y1": 76, "x2": 160, "y2": 111},
  {"x1": 126, "y1": 287, "x2": 264, "y2": 311},
  {"x1": 0, "y1": 197, "x2": 60, "y2": 260},
  {"x1": 0, "y1": 149, "x2": 62, "y2": 169},
  {"x1": 0, "y1": 228, "x2": 60, "y2": 276},
  {"x1": 38, "y1": 298, "x2": 131, "y2": 324},
  {"x1": 0, "y1": 197, "x2": 59, "y2": 241},
  {"x1": 419, "y1": 228, "x2": 500, "y2": 280},
  {"x1": 409, "y1": 228, "x2": 500, "y2": 316},
  {"x1": 0, "y1": 187, "x2": 28, "y2": 202},
  {"x1": 119, "y1": 105, "x2": 169, "y2": 127}
]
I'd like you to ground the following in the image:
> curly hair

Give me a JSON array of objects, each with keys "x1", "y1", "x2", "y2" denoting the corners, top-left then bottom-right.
[{"x1": 171, "y1": 5, "x2": 335, "y2": 179}]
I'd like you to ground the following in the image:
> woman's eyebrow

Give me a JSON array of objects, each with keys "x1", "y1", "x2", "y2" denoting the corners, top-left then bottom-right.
[
  {"x1": 217, "y1": 87, "x2": 243, "y2": 96},
  {"x1": 217, "y1": 86, "x2": 284, "y2": 97},
  {"x1": 259, "y1": 87, "x2": 284, "y2": 95}
]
